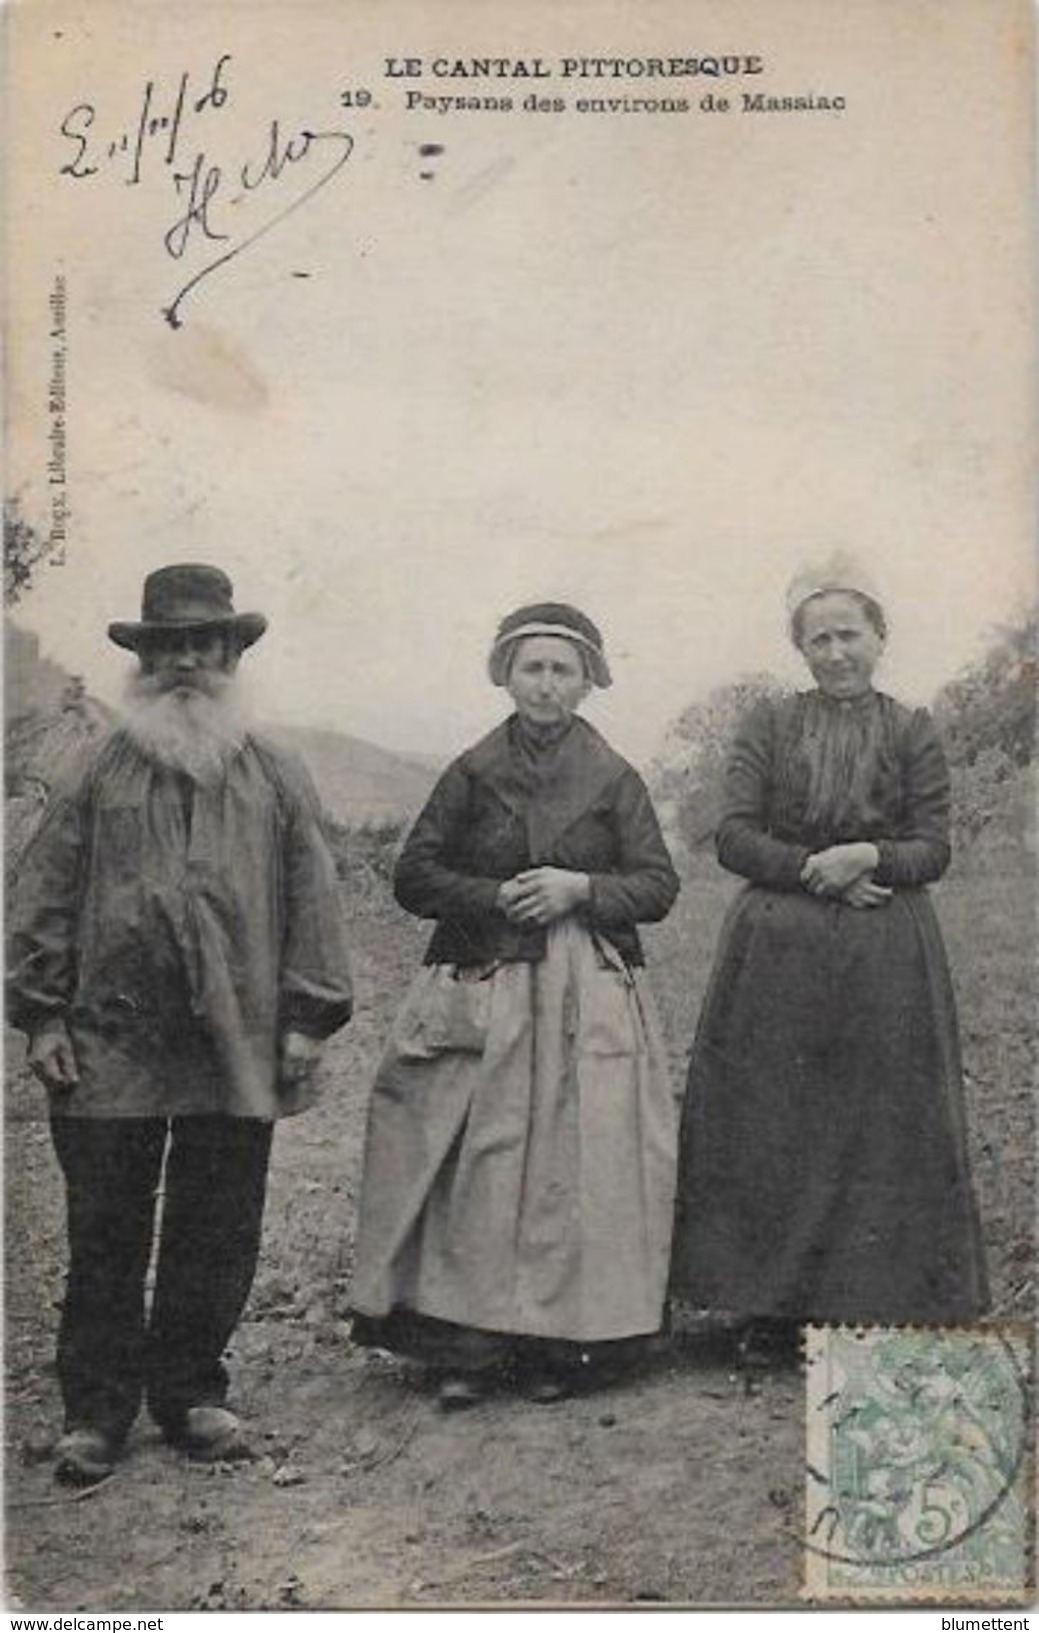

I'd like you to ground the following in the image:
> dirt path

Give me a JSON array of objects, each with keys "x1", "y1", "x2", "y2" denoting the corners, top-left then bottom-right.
[{"x1": 5, "y1": 860, "x2": 1032, "y2": 1610}]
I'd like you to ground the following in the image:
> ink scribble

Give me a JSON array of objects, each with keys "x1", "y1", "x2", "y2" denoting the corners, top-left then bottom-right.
[
  {"x1": 56, "y1": 54, "x2": 355, "y2": 328},
  {"x1": 160, "y1": 122, "x2": 353, "y2": 328},
  {"x1": 419, "y1": 141, "x2": 444, "y2": 181}
]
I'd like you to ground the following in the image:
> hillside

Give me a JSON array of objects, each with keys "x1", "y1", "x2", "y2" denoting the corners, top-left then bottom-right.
[
  {"x1": 267, "y1": 723, "x2": 437, "y2": 826},
  {"x1": 5, "y1": 621, "x2": 73, "y2": 723}
]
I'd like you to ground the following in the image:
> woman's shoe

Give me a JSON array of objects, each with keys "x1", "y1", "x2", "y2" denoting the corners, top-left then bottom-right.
[
  {"x1": 735, "y1": 1319, "x2": 802, "y2": 1371},
  {"x1": 438, "y1": 1372, "x2": 492, "y2": 1411},
  {"x1": 524, "y1": 1369, "x2": 573, "y2": 1404}
]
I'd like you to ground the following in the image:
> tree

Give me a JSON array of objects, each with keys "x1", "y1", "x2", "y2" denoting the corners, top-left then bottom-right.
[
  {"x1": 4, "y1": 497, "x2": 50, "y2": 607},
  {"x1": 933, "y1": 610, "x2": 1036, "y2": 772},
  {"x1": 933, "y1": 609, "x2": 1036, "y2": 842},
  {"x1": 653, "y1": 672, "x2": 790, "y2": 851}
]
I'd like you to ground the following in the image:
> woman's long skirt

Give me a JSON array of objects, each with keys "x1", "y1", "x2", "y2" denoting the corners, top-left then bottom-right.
[
  {"x1": 670, "y1": 885, "x2": 989, "y2": 1324},
  {"x1": 350, "y1": 921, "x2": 678, "y2": 1343}
]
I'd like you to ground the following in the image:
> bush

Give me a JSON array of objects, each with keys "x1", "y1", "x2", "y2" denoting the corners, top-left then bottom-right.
[{"x1": 325, "y1": 815, "x2": 407, "y2": 901}]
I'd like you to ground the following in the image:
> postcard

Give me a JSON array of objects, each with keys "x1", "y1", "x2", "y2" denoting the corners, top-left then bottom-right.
[{"x1": 4, "y1": 0, "x2": 1034, "y2": 1613}]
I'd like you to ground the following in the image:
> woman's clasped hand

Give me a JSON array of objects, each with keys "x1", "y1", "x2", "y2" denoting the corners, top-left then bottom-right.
[
  {"x1": 497, "y1": 867, "x2": 591, "y2": 925},
  {"x1": 800, "y1": 840, "x2": 891, "y2": 905}
]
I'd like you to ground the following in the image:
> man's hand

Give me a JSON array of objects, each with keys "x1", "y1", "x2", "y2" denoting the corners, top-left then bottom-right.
[
  {"x1": 497, "y1": 868, "x2": 591, "y2": 927},
  {"x1": 280, "y1": 1030, "x2": 324, "y2": 1090},
  {"x1": 801, "y1": 842, "x2": 880, "y2": 897},
  {"x1": 28, "y1": 1021, "x2": 80, "y2": 1092}
]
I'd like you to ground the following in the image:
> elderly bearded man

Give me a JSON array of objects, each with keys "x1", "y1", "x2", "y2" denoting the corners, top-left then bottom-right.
[{"x1": 7, "y1": 565, "x2": 353, "y2": 1485}]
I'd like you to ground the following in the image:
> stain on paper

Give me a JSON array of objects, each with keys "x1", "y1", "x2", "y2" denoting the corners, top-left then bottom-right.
[{"x1": 149, "y1": 323, "x2": 269, "y2": 415}]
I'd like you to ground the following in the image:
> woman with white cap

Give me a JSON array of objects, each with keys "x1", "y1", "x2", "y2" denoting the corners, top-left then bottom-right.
[
  {"x1": 670, "y1": 556, "x2": 988, "y2": 1360},
  {"x1": 350, "y1": 602, "x2": 680, "y2": 1406}
]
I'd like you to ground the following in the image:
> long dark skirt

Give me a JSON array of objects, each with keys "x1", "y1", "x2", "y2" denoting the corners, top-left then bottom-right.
[{"x1": 670, "y1": 885, "x2": 989, "y2": 1324}]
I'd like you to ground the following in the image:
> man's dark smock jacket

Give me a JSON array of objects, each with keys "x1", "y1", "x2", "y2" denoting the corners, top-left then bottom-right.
[
  {"x1": 394, "y1": 714, "x2": 679, "y2": 967},
  {"x1": 7, "y1": 730, "x2": 353, "y2": 1120}
]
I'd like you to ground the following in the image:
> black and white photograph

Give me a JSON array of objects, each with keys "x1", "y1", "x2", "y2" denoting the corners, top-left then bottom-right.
[{"x1": 4, "y1": 0, "x2": 1035, "y2": 1616}]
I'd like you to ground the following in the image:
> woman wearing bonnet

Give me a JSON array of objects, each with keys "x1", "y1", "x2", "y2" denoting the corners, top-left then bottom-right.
[
  {"x1": 349, "y1": 603, "x2": 680, "y2": 1407},
  {"x1": 669, "y1": 555, "x2": 988, "y2": 1360}
]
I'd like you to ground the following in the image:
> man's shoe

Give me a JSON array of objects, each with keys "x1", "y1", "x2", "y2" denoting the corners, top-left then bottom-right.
[
  {"x1": 54, "y1": 1427, "x2": 119, "y2": 1486},
  {"x1": 165, "y1": 1406, "x2": 255, "y2": 1462}
]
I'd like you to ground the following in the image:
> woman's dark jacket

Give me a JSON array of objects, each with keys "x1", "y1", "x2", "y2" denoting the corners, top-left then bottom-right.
[
  {"x1": 394, "y1": 715, "x2": 679, "y2": 968},
  {"x1": 715, "y1": 691, "x2": 952, "y2": 888}
]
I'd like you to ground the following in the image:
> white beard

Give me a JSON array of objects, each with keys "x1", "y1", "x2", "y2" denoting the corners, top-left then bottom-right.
[{"x1": 121, "y1": 668, "x2": 251, "y2": 784}]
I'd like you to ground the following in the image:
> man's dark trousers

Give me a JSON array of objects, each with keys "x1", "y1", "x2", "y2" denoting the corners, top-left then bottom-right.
[{"x1": 50, "y1": 1114, "x2": 273, "y2": 1444}]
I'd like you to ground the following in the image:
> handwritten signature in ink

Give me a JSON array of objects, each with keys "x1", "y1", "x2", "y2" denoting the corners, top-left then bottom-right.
[{"x1": 57, "y1": 55, "x2": 354, "y2": 328}]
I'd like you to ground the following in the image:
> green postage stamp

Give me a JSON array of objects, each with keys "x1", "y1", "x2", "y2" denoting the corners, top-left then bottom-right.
[{"x1": 803, "y1": 1325, "x2": 1033, "y2": 1602}]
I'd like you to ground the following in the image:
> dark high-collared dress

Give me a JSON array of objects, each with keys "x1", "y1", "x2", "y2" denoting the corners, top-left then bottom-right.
[
  {"x1": 670, "y1": 690, "x2": 988, "y2": 1324},
  {"x1": 350, "y1": 713, "x2": 681, "y2": 1344}
]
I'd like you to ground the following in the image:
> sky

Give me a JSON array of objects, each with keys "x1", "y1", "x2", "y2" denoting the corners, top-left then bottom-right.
[{"x1": 7, "y1": 0, "x2": 1034, "y2": 768}]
